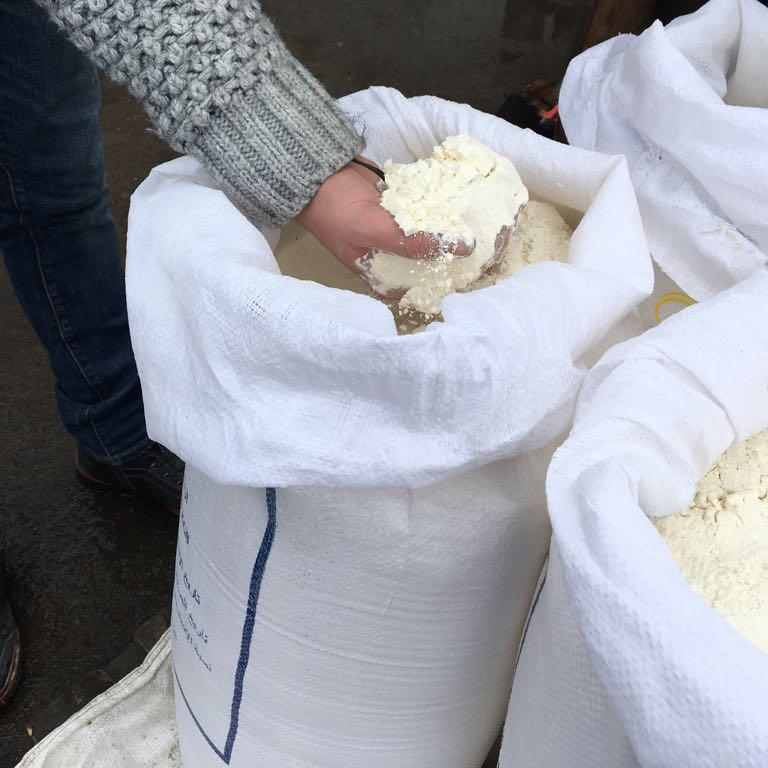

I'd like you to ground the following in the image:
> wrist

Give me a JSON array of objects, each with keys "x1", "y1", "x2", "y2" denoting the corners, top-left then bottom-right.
[{"x1": 190, "y1": 57, "x2": 364, "y2": 228}]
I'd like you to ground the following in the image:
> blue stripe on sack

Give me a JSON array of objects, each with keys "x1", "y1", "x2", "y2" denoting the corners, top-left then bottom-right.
[
  {"x1": 174, "y1": 663, "x2": 228, "y2": 761},
  {"x1": 223, "y1": 486, "x2": 278, "y2": 761},
  {"x1": 175, "y1": 487, "x2": 278, "y2": 764}
]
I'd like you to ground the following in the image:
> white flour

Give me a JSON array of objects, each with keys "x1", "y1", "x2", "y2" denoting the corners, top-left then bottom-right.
[
  {"x1": 474, "y1": 201, "x2": 571, "y2": 289},
  {"x1": 655, "y1": 427, "x2": 768, "y2": 655},
  {"x1": 364, "y1": 134, "x2": 529, "y2": 316}
]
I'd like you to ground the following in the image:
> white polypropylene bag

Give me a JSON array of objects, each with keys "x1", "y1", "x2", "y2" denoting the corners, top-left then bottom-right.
[
  {"x1": 559, "y1": 0, "x2": 768, "y2": 301},
  {"x1": 15, "y1": 633, "x2": 179, "y2": 768},
  {"x1": 500, "y1": 271, "x2": 768, "y2": 768},
  {"x1": 126, "y1": 86, "x2": 651, "y2": 768}
]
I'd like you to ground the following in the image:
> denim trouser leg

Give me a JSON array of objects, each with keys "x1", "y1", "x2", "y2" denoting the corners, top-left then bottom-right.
[{"x1": 0, "y1": 0, "x2": 149, "y2": 464}]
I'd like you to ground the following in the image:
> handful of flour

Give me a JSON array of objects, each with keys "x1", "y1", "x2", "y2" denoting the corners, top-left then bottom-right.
[{"x1": 363, "y1": 134, "x2": 529, "y2": 315}]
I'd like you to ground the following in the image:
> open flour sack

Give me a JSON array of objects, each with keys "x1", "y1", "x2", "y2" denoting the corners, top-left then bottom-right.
[
  {"x1": 126, "y1": 86, "x2": 651, "y2": 768},
  {"x1": 500, "y1": 271, "x2": 768, "y2": 768},
  {"x1": 559, "y1": 0, "x2": 768, "y2": 302}
]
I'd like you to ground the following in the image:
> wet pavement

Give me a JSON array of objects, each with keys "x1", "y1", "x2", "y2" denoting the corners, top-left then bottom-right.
[{"x1": 0, "y1": 1, "x2": 595, "y2": 764}]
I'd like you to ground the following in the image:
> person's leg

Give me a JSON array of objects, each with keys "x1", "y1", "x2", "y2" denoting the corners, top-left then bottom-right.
[
  {"x1": 0, "y1": 0, "x2": 183, "y2": 511},
  {"x1": 0, "y1": 0, "x2": 147, "y2": 465}
]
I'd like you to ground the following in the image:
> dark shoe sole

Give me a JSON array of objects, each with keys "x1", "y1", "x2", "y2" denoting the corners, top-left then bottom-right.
[
  {"x1": 75, "y1": 454, "x2": 180, "y2": 516},
  {"x1": 0, "y1": 631, "x2": 21, "y2": 709},
  {"x1": 74, "y1": 454, "x2": 127, "y2": 492}
]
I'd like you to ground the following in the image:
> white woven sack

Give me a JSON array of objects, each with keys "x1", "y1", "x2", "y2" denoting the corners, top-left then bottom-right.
[
  {"x1": 14, "y1": 633, "x2": 179, "y2": 768},
  {"x1": 500, "y1": 271, "x2": 768, "y2": 768},
  {"x1": 126, "y1": 86, "x2": 651, "y2": 768},
  {"x1": 560, "y1": 0, "x2": 768, "y2": 302}
]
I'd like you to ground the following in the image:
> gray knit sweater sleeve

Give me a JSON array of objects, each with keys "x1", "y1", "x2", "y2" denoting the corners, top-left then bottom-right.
[{"x1": 35, "y1": 0, "x2": 365, "y2": 226}]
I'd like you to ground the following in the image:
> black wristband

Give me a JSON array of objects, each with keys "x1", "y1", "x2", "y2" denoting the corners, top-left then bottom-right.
[{"x1": 350, "y1": 158, "x2": 386, "y2": 182}]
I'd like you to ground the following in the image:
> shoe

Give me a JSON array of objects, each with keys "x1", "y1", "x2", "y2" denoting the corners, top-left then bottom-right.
[
  {"x1": 0, "y1": 585, "x2": 21, "y2": 710},
  {"x1": 75, "y1": 441, "x2": 184, "y2": 514}
]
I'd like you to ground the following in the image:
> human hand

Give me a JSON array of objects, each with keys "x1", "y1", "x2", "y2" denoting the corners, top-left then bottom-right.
[{"x1": 296, "y1": 157, "x2": 473, "y2": 291}]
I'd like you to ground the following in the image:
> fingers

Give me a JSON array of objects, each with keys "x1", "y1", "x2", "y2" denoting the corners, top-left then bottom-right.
[
  {"x1": 395, "y1": 230, "x2": 475, "y2": 261},
  {"x1": 441, "y1": 236, "x2": 474, "y2": 258},
  {"x1": 402, "y1": 232, "x2": 452, "y2": 260},
  {"x1": 360, "y1": 205, "x2": 474, "y2": 261},
  {"x1": 494, "y1": 225, "x2": 512, "y2": 256}
]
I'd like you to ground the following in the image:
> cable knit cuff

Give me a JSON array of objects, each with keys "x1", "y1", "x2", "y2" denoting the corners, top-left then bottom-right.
[{"x1": 190, "y1": 56, "x2": 364, "y2": 227}]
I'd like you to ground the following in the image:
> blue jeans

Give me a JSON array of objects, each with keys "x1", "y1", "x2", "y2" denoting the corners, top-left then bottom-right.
[{"x1": 0, "y1": 0, "x2": 149, "y2": 465}]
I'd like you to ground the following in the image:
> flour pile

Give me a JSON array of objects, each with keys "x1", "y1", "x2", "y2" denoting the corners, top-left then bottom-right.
[
  {"x1": 364, "y1": 134, "x2": 529, "y2": 315},
  {"x1": 474, "y1": 201, "x2": 571, "y2": 289},
  {"x1": 656, "y1": 428, "x2": 768, "y2": 655}
]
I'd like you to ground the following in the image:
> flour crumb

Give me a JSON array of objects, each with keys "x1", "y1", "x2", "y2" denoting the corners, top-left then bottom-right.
[{"x1": 655, "y1": 427, "x2": 768, "y2": 655}]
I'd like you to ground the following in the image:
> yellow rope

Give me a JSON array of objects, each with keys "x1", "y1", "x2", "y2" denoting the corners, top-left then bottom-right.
[{"x1": 653, "y1": 292, "x2": 696, "y2": 324}]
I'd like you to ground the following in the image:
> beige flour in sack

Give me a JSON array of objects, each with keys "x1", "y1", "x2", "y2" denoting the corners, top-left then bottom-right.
[
  {"x1": 474, "y1": 200, "x2": 571, "y2": 288},
  {"x1": 656, "y1": 428, "x2": 768, "y2": 655}
]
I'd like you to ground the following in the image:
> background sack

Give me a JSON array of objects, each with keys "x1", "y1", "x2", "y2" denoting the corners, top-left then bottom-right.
[
  {"x1": 559, "y1": 0, "x2": 768, "y2": 302},
  {"x1": 500, "y1": 271, "x2": 768, "y2": 768},
  {"x1": 126, "y1": 86, "x2": 652, "y2": 768}
]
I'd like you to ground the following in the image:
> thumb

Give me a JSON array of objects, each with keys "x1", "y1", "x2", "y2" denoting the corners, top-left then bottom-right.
[{"x1": 360, "y1": 204, "x2": 473, "y2": 261}]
